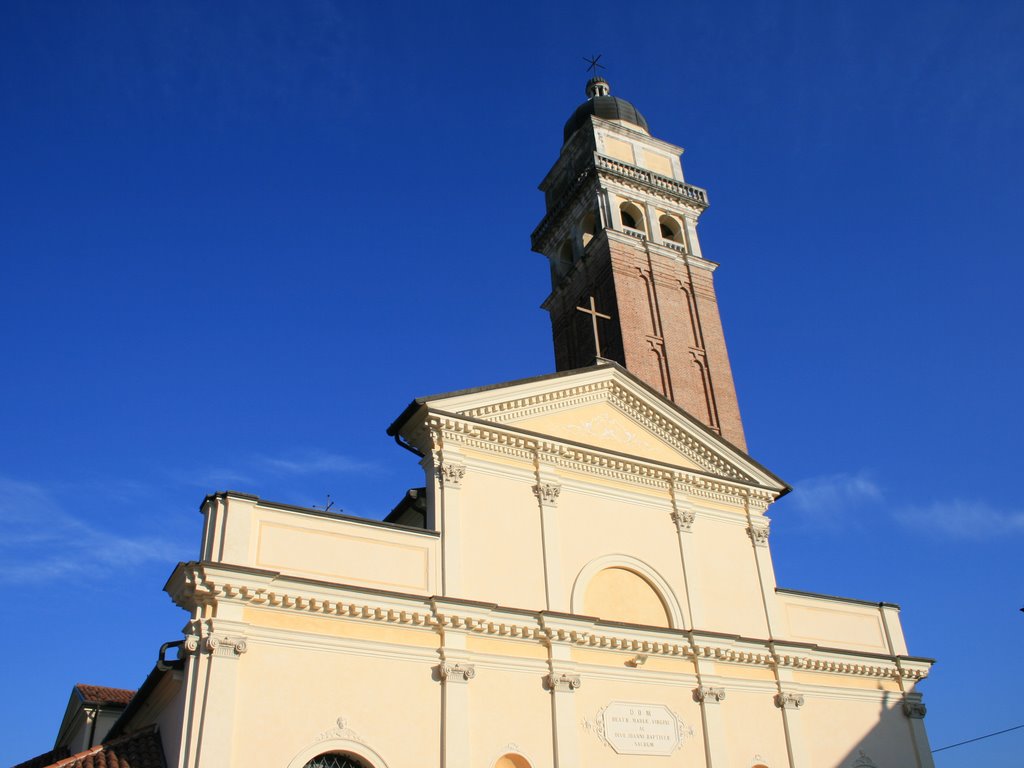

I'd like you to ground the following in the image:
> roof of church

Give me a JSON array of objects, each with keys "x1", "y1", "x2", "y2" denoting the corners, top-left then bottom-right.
[
  {"x1": 73, "y1": 684, "x2": 135, "y2": 707},
  {"x1": 13, "y1": 727, "x2": 165, "y2": 768},
  {"x1": 563, "y1": 77, "x2": 649, "y2": 143}
]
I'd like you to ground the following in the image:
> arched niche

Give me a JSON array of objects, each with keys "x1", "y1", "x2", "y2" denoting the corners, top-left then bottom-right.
[
  {"x1": 494, "y1": 753, "x2": 532, "y2": 768},
  {"x1": 571, "y1": 554, "x2": 684, "y2": 629},
  {"x1": 287, "y1": 739, "x2": 389, "y2": 768}
]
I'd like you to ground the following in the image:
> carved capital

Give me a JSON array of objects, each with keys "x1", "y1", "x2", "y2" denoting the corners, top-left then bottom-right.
[
  {"x1": 694, "y1": 686, "x2": 726, "y2": 704},
  {"x1": 546, "y1": 672, "x2": 581, "y2": 692},
  {"x1": 774, "y1": 692, "x2": 805, "y2": 709},
  {"x1": 747, "y1": 522, "x2": 770, "y2": 547},
  {"x1": 436, "y1": 461, "x2": 466, "y2": 488},
  {"x1": 439, "y1": 662, "x2": 476, "y2": 684},
  {"x1": 203, "y1": 636, "x2": 219, "y2": 653},
  {"x1": 183, "y1": 634, "x2": 200, "y2": 653},
  {"x1": 533, "y1": 482, "x2": 562, "y2": 506},
  {"x1": 671, "y1": 508, "x2": 696, "y2": 533},
  {"x1": 903, "y1": 701, "x2": 926, "y2": 719}
]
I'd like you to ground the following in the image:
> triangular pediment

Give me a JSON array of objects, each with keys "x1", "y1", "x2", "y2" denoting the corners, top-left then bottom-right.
[{"x1": 397, "y1": 364, "x2": 784, "y2": 488}]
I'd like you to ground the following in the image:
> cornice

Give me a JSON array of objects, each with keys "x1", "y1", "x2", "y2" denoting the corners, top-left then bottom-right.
[
  {"x1": 166, "y1": 563, "x2": 930, "y2": 683},
  {"x1": 449, "y1": 378, "x2": 750, "y2": 482},
  {"x1": 425, "y1": 411, "x2": 776, "y2": 510}
]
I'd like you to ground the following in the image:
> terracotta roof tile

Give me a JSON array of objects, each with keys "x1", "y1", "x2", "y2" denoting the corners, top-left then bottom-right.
[
  {"x1": 74, "y1": 685, "x2": 136, "y2": 707},
  {"x1": 18, "y1": 727, "x2": 165, "y2": 768}
]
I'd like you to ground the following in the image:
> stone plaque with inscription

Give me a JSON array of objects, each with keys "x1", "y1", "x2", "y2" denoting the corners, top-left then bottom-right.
[{"x1": 585, "y1": 701, "x2": 691, "y2": 756}]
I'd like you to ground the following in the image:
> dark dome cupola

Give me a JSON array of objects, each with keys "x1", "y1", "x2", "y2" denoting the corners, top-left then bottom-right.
[{"x1": 562, "y1": 77, "x2": 650, "y2": 144}]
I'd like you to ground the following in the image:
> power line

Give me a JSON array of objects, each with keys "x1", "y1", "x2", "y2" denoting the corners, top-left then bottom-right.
[{"x1": 933, "y1": 723, "x2": 1024, "y2": 753}]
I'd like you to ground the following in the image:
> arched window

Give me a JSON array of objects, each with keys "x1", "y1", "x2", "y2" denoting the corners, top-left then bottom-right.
[
  {"x1": 619, "y1": 202, "x2": 644, "y2": 232},
  {"x1": 659, "y1": 214, "x2": 683, "y2": 243},
  {"x1": 303, "y1": 753, "x2": 371, "y2": 768}
]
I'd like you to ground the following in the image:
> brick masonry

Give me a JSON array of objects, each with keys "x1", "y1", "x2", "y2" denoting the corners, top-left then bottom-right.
[{"x1": 547, "y1": 231, "x2": 746, "y2": 451}]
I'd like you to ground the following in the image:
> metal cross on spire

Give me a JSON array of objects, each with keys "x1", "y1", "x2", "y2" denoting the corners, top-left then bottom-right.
[
  {"x1": 583, "y1": 54, "x2": 605, "y2": 75},
  {"x1": 576, "y1": 296, "x2": 612, "y2": 359}
]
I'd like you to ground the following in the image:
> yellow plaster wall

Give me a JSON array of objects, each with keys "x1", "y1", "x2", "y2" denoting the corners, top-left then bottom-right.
[
  {"x1": 457, "y1": 471, "x2": 547, "y2": 608},
  {"x1": 603, "y1": 136, "x2": 635, "y2": 164},
  {"x1": 720, "y1": 688, "x2": 790, "y2": 767},
  {"x1": 792, "y1": 670, "x2": 902, "y2": 692},
  {"x1": 244, "y1": 607, "x2": 439, "y2": 649},
  {"x1": 254, "y1": 519, "x2": 435, "y2": 593},
  {"x1": 230, "y1": 641, "x2": 439, "y2": 768},
  {"x1": 715, "y1": 662, "x2": 776, "y2": 683},
  {"x1": 779, "y1": 595, "x2": 889, "y2": 653},
  {"x1": 802, "y1": 695, "x2": 918, "y2": 767},
  {"x1": 466, "y1": 635, "x2": 548, "y2": 661},
  {"x1": 693, "y1": 516, "x2": 769, "y2": 637},
  {"x1": 642, "y1": 151, "x2": 673, "y2": 177},
  {"x1": 468, "y1": 667, "x2": 554, "y2": 767}
]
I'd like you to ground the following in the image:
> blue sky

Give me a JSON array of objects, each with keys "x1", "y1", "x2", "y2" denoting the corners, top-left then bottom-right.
[{"x1": 1, "y1": 1, "x2": 1022, "y2": 765}]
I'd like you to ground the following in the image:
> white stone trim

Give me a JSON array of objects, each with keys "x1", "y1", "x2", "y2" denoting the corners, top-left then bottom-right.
[{"x1": 166, "y1": 563, "x2": 929, "y2": 683}]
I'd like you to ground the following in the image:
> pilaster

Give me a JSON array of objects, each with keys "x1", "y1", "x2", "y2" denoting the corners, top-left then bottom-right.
[
  {"x1": 534, "y1": 454, "x2": 567, "y2": 611},
  {"x1": 669, "y1": 481, "x2": 699, "y2": 628},
  {"x1": 177, "y1": 620, "x2": 250, "y2": 768},
  {"x1": 774, "y1": 684, "x2": 806, "y2": 765},
  {"x1": 544, "y1": 626, "x2": 581, "y2": 768},
  {"x1": 439, "y1": 662, "x2": 476, "y2": 768},
  {"x1": 434, "y1": 438, "x2": 467, "y2": 597},
  {"x1": 547, "y1": 670, "x2": 581, "y2": 768},
  {"x1": 902, "y1": 696, "x2": 935, "y2": 768},
  {"x1": 692, "y1": 678, "x2": 730, "y2": 768},
  {"x1": 746, "y1": 497, "x2": 782, "y2": 637}
]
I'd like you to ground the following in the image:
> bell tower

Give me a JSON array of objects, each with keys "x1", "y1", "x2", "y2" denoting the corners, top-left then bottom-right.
[{"x1": 531, "y1": 77, "x2": 747, "y2": 450}]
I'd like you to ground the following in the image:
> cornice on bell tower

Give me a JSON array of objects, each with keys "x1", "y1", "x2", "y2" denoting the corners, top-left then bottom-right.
[{"x1": 531, "y1": 78, "x2": 746, "y2": 451}]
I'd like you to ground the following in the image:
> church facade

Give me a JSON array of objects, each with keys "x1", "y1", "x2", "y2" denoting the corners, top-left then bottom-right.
[{"x1": 22, "y1": 79, "x2": 934, "y2": 768}]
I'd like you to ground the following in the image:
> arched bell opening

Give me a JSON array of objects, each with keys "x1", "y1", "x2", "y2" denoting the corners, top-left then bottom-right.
[
  {"x1": 659, "y1": 214, "x2": 684, "y2": 244},
  {"x1": 619, "y1": 201, "x2": 645, "y2": 233}
]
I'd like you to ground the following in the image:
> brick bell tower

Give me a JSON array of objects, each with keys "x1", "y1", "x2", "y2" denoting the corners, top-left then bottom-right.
[{"x1": 532, "y1": 77, "x2": 746, "y2": 450}]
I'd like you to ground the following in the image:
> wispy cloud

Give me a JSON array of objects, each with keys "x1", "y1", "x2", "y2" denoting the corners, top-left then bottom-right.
[
  {"x1": 0, "y1": 477, "x2": 176, "y2": 584},
  {"x1": 789, "y1": 471, "x2": 882, "y2": 513},
  {"x1": 174, "y1": 451, "x2": 379, "y2": 491},
  {"x1": 895, "y1": 499, "x2": 1024, "y2": 540},
  {"x1": 260, "y1": 452, "x2": 378, "y2": 476},
  {"x1": 784, "y1": 471, "x2": 1022, "y2": 541}
]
